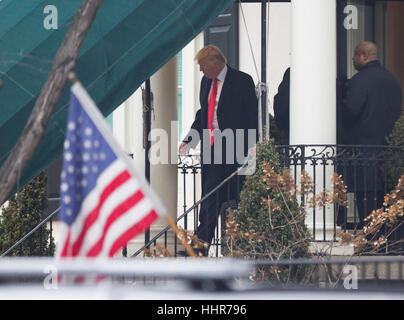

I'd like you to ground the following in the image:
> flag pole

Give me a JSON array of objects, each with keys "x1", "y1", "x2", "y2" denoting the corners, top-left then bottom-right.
[{"x1": 165, "y1": 215, "x2": 197, "y2": 258}]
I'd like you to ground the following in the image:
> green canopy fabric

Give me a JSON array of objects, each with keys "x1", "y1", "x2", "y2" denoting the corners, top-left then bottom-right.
[{"x1": 0, "y1": 0, "x2": 235, "y2": 194}]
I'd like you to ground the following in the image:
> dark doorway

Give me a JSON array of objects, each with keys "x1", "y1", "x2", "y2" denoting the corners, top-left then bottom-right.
[{"x1": 204, "y1": 3, "x2": 239, "y2": 69}]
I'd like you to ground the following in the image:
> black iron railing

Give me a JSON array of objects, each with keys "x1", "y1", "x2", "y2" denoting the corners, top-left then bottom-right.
[
  {"x1": 250, "y1": 256, "x2": 404, "y2": 290},
  {"x1": 0, "y1": 207, "x2": 58, "y2": 257},
  {"x1": 277, "y1": 145, "x2": 403, "y2": 237},
  {"x1": 134, "y1": 154, "x2": 242, "y2": 258},
  {"x1": 2, "y1": 144, "x2": 403, "y2": 258},
  {"x1": 135, "y1": 144, "x2": 404, "y2": 257}
]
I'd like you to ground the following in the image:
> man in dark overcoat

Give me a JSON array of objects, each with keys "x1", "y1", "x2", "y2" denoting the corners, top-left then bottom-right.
[
  {"x1": 179, "y1": 45, "x2": 258, "y2": 253},
  {"x1": 342, "y1": 41, "x2": 402, "y2": 227},
  {"x1": 274, "y1": 67, "x2": 290, "y2": 145}
]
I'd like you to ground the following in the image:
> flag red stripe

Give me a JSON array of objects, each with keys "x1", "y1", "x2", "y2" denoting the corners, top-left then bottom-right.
[
  {"x1": 60, "y1": 230, "x2": 71, "y2": 257},
  {"x1": 74, "y1": 276, "x2": 85, "y2": 284},
  {"x1": 86, "y1": 189, "x2": 145, "y2": 257},
  {"x1": 108, "y1": 209, "x2": 158, "y2": 257},
  {"x1": 72, "y1": 170, "x2": 131, "y2": 256}
]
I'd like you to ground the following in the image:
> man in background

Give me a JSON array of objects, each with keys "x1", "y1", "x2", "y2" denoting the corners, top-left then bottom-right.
[
  {"x1": 342, "y1": 41, "x2": 402, "y2": 227},
  {"x1": 273, "y1": 67, "x2": 290, "y2": 145}
]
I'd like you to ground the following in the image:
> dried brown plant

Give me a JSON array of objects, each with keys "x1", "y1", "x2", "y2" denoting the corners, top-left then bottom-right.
[
  {"x1": 337, "y1": 230, "x2": 354, "y2": 245},
  {"x1": 142, "y1": 244, "x2": 173, "y2": 258},
  {"x1": 299, "y1": 170, "x2": 315, "y2": 197},
  {"x1": 282, "y1": 168, "x2": 297, "y2": 196},
  {"x1": 352, "y1": 175, "x2": 404, "y2": 254},
  {"x1": 331, "y1": 173, "x2": 348, "y2": 207},
  {"x1": 262, "y1": 162, "x2": 282, "y2": 191}
]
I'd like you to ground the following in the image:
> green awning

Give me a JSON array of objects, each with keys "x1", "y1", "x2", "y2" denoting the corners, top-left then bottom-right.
[{"x1": 0, "y1": 0, "x2": 235, "y2": 194}]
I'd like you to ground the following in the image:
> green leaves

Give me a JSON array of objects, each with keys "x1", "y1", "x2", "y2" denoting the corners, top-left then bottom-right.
[
  {"x1": 0, "y1": 172, "x2": 54, "y2": 256},
  {"x1": 384, "y1": 113, "x2": 404, "y2": 190}
]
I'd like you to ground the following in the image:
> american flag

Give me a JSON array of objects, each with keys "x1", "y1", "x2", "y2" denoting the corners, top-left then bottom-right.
[{"x1": 56, "y1": 81, "x2": 165, "y2": 258}]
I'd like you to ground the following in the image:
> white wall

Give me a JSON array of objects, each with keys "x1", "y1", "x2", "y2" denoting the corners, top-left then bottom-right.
[
  {"x1": 181, "y1": 33, "x2": 204, "y2": 142},
  {"x1": 239, "y1": 2, "x2": 291, "y2": 115},
  {"x1": 113, "y1": 89, "x2": 144, "y2": 172},
  {"x1": 178, "y1": 33, "x2": 204, "y2": 231}
]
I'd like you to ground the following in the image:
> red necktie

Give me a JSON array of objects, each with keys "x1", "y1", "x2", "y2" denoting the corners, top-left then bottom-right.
[{"x1": 207, "y1": 78, "x2": 218, "y2": 146}]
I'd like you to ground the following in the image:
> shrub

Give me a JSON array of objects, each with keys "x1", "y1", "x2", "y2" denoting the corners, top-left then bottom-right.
[
  {"x1": 224, "y1": 139, "x2": 312, "y2": 284},
  {"x1": 384, "y1": 113, "x2": 404, "y2": 191},
  {"x1": 0, "y1": 172, "x2": 55, "y2": 256},
  {"x1": 269, "y1": 114, "x2": 287, "y2": 145}
]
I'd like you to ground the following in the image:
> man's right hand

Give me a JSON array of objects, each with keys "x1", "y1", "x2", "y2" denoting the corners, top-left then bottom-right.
[{"x1": 179, "y1": 141, "x2": 190, "y2": 156}]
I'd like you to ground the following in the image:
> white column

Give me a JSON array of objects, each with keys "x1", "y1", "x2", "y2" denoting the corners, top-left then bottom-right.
[
  {"x1": 182, "y1": 40, "x2": 197, "y2": 140},
  {"x1": 179, "y1": 36, "x2": 203, "y2": 232},
  {"x1": 112, "y1": 89, "x2": 145, "y2": 257},
  {"x1": 129, "y1": 89, "x2": 146, "y2": 174},
  {"x1": 149, "y1": 56, "x2": 178, "y2": 250},
  {"x1": 113, "y1": 58, "x2": 178, "y2": 256},
  {"x1": 290, "y1": 0, "x2": 337, "y2": 240}
]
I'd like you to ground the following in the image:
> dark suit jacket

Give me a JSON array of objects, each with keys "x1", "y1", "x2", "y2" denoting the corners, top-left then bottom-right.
[
  {"x1": 184, "y1": 65, "x2": 258, "y2": 165},
  {"x1": 273, "y1": 67, "x2": 290, "y2": 144},
  {"x1": 342, "y1": 60, "x2": 402, "y2": 191},
  {"x1": 343, "y1": 60, "x2": 402, "y2": 146}
]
